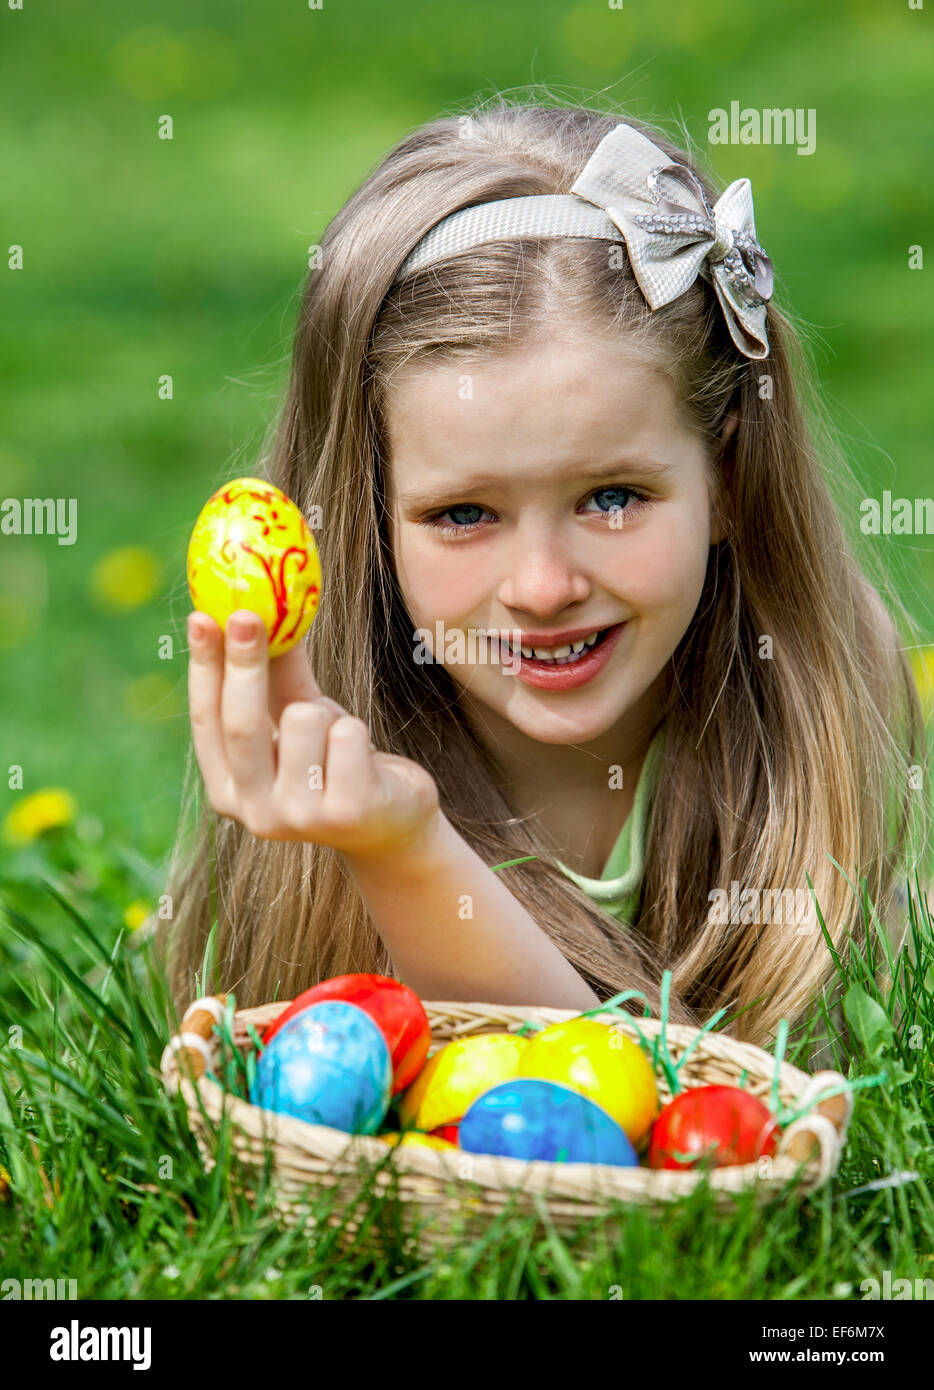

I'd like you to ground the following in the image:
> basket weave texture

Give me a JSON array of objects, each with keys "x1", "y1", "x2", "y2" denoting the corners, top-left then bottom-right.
[{"x1": 161, "y1": 995, "x2": 852, "y2": 1256}]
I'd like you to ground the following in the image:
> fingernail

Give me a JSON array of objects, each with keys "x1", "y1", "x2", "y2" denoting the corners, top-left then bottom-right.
[
  {"x1": 188, "y1": 614, "x2": 205, "y2": 644},
  {"x1": 228, "y1": 613, "x2": 254, "y2": 643}
]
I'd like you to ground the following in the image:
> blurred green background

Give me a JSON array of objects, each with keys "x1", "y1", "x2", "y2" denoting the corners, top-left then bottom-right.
[{"x1": 2, "y1": 0, "x2": 932, "y2": 876}]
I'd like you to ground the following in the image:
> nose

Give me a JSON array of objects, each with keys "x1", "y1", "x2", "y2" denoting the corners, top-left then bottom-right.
[{"x1": 495, "y1": 524, "x2": 591, "y2": 615}]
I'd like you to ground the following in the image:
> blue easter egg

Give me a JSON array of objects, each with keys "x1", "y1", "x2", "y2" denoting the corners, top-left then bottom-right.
[
  {"x1": 250, "y1": 1000, "x2": 392, "y2": 1134},
  {"x1": 459, "y1": 1077, "x2": 639, "y2": 1166}
]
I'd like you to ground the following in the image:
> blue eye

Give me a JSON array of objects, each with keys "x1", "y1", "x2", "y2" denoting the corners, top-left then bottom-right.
[
  {"x1": 422, "y1": 503, "x2": 492, "y2": 536},
  {"x1": 581, "y1": 486, "x2": 650, "y2": 517},
  {"x1": 444, "y1": 504, "x2": 486, "y2": 526}
]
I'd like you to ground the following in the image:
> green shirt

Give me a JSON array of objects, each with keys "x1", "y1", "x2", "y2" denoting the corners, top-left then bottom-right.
[{"x1": 554, "y1": 726, "x2": 667, "y2": 927}]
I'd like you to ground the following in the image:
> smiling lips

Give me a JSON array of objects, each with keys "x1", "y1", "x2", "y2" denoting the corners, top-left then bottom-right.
[
  {"x1": 506, "y1": 628, "x2": 606, "y2": 663},
  {"x1": 490, "y1": 621, "x2": 629, "y2": 690}
]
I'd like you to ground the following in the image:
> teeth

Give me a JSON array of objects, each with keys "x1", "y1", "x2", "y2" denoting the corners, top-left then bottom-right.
[{"x1": 509, "y1": 628, "x2": 605, "y2": 662}]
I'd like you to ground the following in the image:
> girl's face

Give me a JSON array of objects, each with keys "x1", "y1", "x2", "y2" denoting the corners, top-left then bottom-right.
[{"x1": 384, "y1": 333, "x2": 725, "y2": 751}]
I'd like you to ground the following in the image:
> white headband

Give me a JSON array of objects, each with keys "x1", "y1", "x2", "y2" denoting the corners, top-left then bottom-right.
[{"x1": 394, "y1": 122, "x2": 774, "y2": 360}]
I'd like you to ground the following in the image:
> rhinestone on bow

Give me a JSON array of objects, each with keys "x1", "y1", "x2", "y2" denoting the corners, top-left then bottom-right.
[
  {"x1": 633, "y1": 163, "x2": 774, "y2": 307},
  {"x1": 730, "y1": 229, "x2": 774, "y2": 303}
]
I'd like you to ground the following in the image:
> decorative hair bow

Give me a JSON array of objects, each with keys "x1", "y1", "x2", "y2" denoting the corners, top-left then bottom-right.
[{"x1": 394, "y1": 121, "x2": 775, "y2": 359}]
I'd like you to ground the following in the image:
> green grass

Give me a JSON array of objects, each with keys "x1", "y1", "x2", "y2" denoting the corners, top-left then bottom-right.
[{"x1": 1, "y1": 825, "x2": 932, "y2": 1300}]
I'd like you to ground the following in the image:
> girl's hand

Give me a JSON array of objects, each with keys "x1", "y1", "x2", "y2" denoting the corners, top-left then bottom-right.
[{"x1": 187, "y1": 608, "x2": 441, "y2": 861}]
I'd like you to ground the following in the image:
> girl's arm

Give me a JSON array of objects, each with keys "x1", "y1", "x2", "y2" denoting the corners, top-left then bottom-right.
[
  {"x1": 343, "y1": 810, "x2": 601, "y2": 1010},
  {"x1": 187, "y1": 607, "x2": 599, "y2": 1009}
]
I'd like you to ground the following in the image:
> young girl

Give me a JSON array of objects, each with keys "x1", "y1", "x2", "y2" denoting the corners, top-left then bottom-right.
[{"x1": 157, "y1": 99, "x2": 928, "y2": 1057}]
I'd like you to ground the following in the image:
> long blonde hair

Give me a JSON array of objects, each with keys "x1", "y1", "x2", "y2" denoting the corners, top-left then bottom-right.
[{"x1": 156, "y1": 97, "x2": 927, "y2": 1046}]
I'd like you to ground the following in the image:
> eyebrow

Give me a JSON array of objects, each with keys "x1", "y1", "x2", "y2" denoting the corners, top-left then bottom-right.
[{"x1": 397, "y1": 458, "x2": 677, "y2": 508}]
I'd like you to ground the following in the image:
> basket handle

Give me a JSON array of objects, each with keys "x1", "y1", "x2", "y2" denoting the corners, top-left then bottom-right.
[
  {"x1": 160, "y1": 994, "x2": 229, "y2": 1084},
  {"x1": 777, "y1": 1113, "x2": 840, "y2": 1185},
  {"x1": 791, "y1": 1069, "x2": 853, "y2": 1137},
  {"x1": 774, "y1": 1068, "x2": 851, "y2": 1185}
]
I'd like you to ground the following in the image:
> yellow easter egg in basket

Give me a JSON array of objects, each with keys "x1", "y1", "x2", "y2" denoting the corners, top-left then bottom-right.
[
  {"x1": 397, "y1": 1033, "x2": 529, "y2": 1133},
  {"x1": 518, "y1": 1017, "x2": 659, "y2": 1148}
]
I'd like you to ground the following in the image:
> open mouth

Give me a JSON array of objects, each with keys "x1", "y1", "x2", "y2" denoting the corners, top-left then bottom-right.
[{"x1": 499, "y1": 625, "x2": 618, "y2": 666}]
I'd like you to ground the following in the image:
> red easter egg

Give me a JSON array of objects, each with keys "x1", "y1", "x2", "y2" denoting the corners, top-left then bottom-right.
[
  {"x1": 429, "y1": 1123, "x2": 460, "y2": 1146},
  {"x1": 647, "y1": 1084, "x2": 780, "y2": 1170},
  {"x1": 262, "y1": 974, "x2": 430, "y2": 1094}
]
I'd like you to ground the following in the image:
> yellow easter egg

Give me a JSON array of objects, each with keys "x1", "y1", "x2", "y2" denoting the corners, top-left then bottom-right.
[
  {"x1": 397, "y1": 1033, "x2": 529, "y2": 1132},
  {"x1": 378, "y1": 1132, "x2": 457, "y2": 1151},
  {"x1": 518, "y1": 1018, "x2": 659, "y2": 1148},
  {"x1": 187, "y1": 477, "x2": 321, "y2": 658}
]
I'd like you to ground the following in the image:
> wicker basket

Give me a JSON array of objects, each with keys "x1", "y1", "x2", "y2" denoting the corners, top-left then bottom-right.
[{"x1": 161, "y1": 994, "x2": 853, "y2": 1259}]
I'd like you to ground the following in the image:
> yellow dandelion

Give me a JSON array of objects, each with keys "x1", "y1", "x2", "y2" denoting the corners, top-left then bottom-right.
[
  {"x1": 2, "y1": 788, "x2": 77, "y2": 845},
  {"x1": 88, "y1": 546, "x2": 162, "y2": 611},
  {"x1": 909, "y1": 646, "x2": 934, "y2": 721},
  {"x1": 123, "y1": 900, "x2": 152, "y2": 932}
]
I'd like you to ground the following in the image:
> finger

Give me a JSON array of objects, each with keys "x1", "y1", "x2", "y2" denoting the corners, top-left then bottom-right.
[
  {"x1": 273, "y1": 700, "x2": 343, "y2": 810},
  {"x1": 268, "y1": 639, "x2": 324, "y2": 723},
  {"x1": 271, "y1": 696, "x2": 347, "y2": 761},
  {"x1": 187, "y1": 611, "x2": 235, "y2": 811},
  {"x1": 221, "y1": 609, "x2": 276, "y2": 806},
  {"x1": 321, "y1": 716, "x2": 375, "y2": 812}
]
